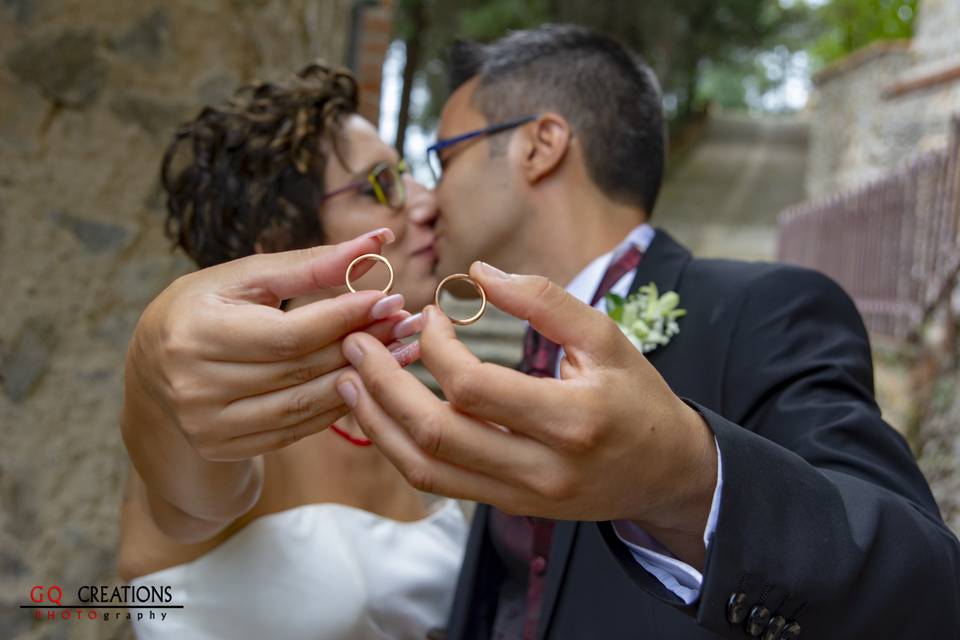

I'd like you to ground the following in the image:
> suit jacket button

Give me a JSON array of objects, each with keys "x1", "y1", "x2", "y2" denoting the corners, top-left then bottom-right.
[
  {"x1": 761, "y1": 615, "x2": 786, "y2": 640},
  {"x1": 726, "y1": 592, "x2": 749, "y2": 624},
  {"x1": 745, "y1": 605, "x2": 771, "y2": 636},
  {"x1": 779, "y1": 621, "x2": 801, "y2": 640}
]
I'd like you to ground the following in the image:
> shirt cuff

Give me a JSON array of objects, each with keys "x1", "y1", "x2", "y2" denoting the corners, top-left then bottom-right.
[{"x1": 611, "y1": 437, "x2": 723, "y2": 605}]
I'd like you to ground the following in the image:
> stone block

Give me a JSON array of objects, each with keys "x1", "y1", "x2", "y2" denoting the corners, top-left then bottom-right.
[
  {"x1": 48, "y1": 210, "x2": 133, "y2": 255},
  {"x1": 108, "y1": 7, "x2": 170, "y2": 61},
  {"x1": 0, "y1": 318, "x2": 57, "y2": 402},
  {"x1": 1, "y1": 0, "x2": 34, "y2": 25},
  {"x1": 0, "y1": 603, "x2": 31, "y2": 638},
  {"x1": 109, "y1": 90, "x2": 189, "y2": 138},
  {"x1": 6, "y1": 29, "x2": 107, "y2": 108}
]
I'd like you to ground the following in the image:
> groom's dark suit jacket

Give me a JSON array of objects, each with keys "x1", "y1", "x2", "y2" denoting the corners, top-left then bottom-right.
[{"x1": 445, "y1": 230, "x2": 960, "y2": 639}]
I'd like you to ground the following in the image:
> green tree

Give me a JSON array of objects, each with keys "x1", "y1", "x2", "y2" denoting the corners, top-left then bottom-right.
[{"x1": 811, "y1": 0, "x2": 917, "y2": 66}]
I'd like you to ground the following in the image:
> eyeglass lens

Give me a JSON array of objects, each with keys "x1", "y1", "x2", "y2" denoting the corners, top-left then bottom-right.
[{"x1": 373, "y1": 164, "x2": 405, "y2": 209}]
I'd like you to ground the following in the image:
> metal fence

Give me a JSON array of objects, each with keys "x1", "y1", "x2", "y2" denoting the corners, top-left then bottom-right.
[{"x1": 777, "y1": 117, "x2": 960, "y2": 341}]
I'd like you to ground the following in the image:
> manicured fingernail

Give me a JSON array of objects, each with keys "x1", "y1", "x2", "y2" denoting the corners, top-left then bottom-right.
[
  {"x1": 370, "y1": 294, "x2": 405, "y2": 320},
  {"x1": 389, "y1": 341, "x2": 421, "y2": 368},
  {"x1": 363, "y1": 227, "x2": 396, "y2": 244},
  {"x1": 343, "y1": 340, "x2": 365, "y2": 366},
  {"x1": 337, "y1": 379, "x2": 358, "y2": 408},
  {"x1": 478, "y1": 261, "x2": 511, "y2": 279},
  {"x1": 392, "y1": 312, "x2": 423, "y2": 340}
]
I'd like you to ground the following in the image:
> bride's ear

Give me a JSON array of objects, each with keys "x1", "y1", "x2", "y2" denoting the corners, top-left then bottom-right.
[{"x1": 516, "y1": 113, "x2": 572, "y2": 184}]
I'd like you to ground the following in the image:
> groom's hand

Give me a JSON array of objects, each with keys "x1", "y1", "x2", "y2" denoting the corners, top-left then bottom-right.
[{"x1": 337, "y1": 261, "x2": 718, "y2": 569}]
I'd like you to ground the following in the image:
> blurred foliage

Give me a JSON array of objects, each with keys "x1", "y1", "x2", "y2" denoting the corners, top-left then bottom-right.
[
  {"x1": 810, "y1": 0, "x2": 917, "y2": 65},
  {"x1": 389, "y1": 0, "x2": 919, "y2": 140},
  {"x1": 393, "y1": 0, "x2": 812, "y2": 132}
]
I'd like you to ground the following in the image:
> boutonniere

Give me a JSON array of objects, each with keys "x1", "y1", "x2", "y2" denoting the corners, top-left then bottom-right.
[{"x1": 605, "y1": 283, "x2": 686, "y2": 354}]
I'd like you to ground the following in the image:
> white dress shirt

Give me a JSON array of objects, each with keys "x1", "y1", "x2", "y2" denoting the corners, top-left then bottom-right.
[{"x1": 558, "y1": 223, "x2": 723, "y2": 605}]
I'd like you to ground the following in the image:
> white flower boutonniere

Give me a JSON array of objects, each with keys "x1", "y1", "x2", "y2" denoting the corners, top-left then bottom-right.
[{"x1": 605, "y1": 283, "x2": 686, "y2": 354}]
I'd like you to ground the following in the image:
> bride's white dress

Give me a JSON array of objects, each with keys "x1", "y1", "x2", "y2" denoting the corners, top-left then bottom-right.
[{"x1": 129, "y1": 499, "x2": 468, "y2": 639}]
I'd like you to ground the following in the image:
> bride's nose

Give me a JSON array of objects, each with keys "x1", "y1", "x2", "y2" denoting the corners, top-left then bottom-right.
[{"x1": 403, "y1": 177, "x2": 439, "y2": 228}]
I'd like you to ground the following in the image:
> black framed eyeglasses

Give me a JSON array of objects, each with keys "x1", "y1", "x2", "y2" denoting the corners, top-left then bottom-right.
[
  {"x1": 322, "y1": 159, "x2": 409, "y2": 210},
  {"x1": 426, "y1": 115, "x2": 538, "y2": 183}
]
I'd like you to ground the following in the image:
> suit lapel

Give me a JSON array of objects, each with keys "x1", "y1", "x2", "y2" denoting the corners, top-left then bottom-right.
[
  {"x1": 627, "y1": 228, "x2": 691, "y2": 298},
  {"x1": 535, "y1": 229, "x2": 692, "y2": 638},
  {"x1": 626, "y1": 229, "x2": 692, "y2": 368},
  {"x1": 447, "y1": 504, "x2": 499, "y2": 639},
  {"x1": 536, "y1": 521, "x2": 579, "y2": 639}
]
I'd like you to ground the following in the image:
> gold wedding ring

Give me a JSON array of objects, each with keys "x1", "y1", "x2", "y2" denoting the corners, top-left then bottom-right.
[
  {"x1": 345, "y1": 253, "x2": 395, "y2": 294},
  {"x1": 434, "y1": 274, "x2": 487, "y2": 326}
]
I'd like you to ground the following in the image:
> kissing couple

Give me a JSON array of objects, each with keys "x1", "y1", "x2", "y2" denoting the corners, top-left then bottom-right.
[{"x1": 119, "y1": 24, "x2": 960, "y2": 640}]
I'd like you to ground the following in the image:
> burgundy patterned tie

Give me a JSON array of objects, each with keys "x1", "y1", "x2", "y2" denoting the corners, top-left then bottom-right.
[
  {"x1": 489, "y1": 244, "x2": 644, "y2": 640},
  {"x1": 590, "y1": 245, "x2": 644, "y2": 307},
  {"x1": 521, "y1": 244, "x2": 644, "y2": 376}
]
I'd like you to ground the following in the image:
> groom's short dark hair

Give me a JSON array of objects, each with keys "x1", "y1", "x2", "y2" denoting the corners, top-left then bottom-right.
[{"x1": 449, "y1": 24, "x2": 665, "y2": 216}]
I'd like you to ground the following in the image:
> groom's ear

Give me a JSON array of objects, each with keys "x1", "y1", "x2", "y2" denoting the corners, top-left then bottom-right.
[{"x1": 516, "y1": 113, "x2": 572, "y2": 185}]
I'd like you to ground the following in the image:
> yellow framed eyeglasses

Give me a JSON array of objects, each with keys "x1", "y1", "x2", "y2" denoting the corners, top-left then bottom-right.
[{"x1": 322, "y1": 159, "x2": 408, "y2": 210}]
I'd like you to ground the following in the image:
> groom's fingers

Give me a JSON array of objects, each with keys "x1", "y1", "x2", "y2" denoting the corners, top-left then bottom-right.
[
  {"x1": 340, "y1": 331, "x2": 550, "y2": 483},
  {"x1": 468, "y1": 261, "x2": 621, "y2": 365},
  {"x1": 417, "y1": 305, "x2": 591, "y2": 448},
  {"x1": 337, "y1": 365, "x2": 531, "y2": 510}
]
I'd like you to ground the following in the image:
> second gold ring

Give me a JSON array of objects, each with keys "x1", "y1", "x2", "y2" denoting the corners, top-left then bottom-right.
[{"x1": 434, "y1": 274, "x2": 487, "y2": 326}]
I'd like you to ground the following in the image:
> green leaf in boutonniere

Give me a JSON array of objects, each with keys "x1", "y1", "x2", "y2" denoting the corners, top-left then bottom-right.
[
  {"x1": 605, "y1": 292, "x2": 625, "y2": 323},
  {"x1": 605, "y1": 283, "x2": 686, "y2": 354}
]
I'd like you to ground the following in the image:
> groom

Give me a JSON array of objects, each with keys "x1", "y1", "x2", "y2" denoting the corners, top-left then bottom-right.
[{"x1": 335, "y1": 25, "x2": 960, "y2": 639}]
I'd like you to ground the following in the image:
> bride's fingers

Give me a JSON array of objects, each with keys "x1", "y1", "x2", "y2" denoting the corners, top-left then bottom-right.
[
  {"x1": 192, "y1": 289, "x2": 400, "y2": 363},
  {"x1": 209, "y1": 406, "x2": 351, "y2": 461},
  {"x1": 217, "y1": 367, "x2": 348, "y2": 437},
  {"x1": 189, "y1": 311, "x2": 411, "y2": 399},
  {"x1": 215, "y1": 315, "x2": 415, "y2": 438}
]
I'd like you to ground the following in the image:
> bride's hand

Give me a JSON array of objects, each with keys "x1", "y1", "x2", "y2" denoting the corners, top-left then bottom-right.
[{"x1": 123, "y1": 228, "x2": 407, "y2": 462}]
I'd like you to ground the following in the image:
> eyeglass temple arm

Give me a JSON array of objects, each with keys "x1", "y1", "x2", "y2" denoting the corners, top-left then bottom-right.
[
  {"x1": 427, "y1": 115, "x2": 539, "y2": 155},
  {"x1": 322, "y1": 179, "x2": 367, "y2": 201}
]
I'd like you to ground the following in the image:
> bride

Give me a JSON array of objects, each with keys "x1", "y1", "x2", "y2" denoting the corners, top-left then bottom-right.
[{"x1": 118, "y1": 62, "x2": 466, "y2": 639}]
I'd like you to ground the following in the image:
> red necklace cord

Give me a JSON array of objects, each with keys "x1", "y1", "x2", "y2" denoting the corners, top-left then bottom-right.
[{"x1": 330, "y1": 424, "x2": 373, "y2": 447}]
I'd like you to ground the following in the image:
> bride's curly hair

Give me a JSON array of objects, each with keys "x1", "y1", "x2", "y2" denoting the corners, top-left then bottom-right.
[{"x1": 161, "y1": 61, "x2": 359, "y2": 268}]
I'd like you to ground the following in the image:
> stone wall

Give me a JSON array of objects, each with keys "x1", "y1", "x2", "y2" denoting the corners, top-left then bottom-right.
[
  {"x1": 0, "y1": 2, "x2": 393, "y2": 638},
  {"x1": 910, "y1": 0, "x2": 960, "y2": 73},
  {"x1": 806, "y1": 0, "x2": 960, "y2": 198},
  {"x1": 805, "y1": 42, "x2": 913, "y2": 197}
]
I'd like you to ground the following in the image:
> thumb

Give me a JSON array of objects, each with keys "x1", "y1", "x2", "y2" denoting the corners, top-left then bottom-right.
[
  {"x1": 468, "y1": 261, "x2": 613, "y2": 355},
  {"x1": 227, "y1": 228, "x2": 395, "y2": 303}
]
